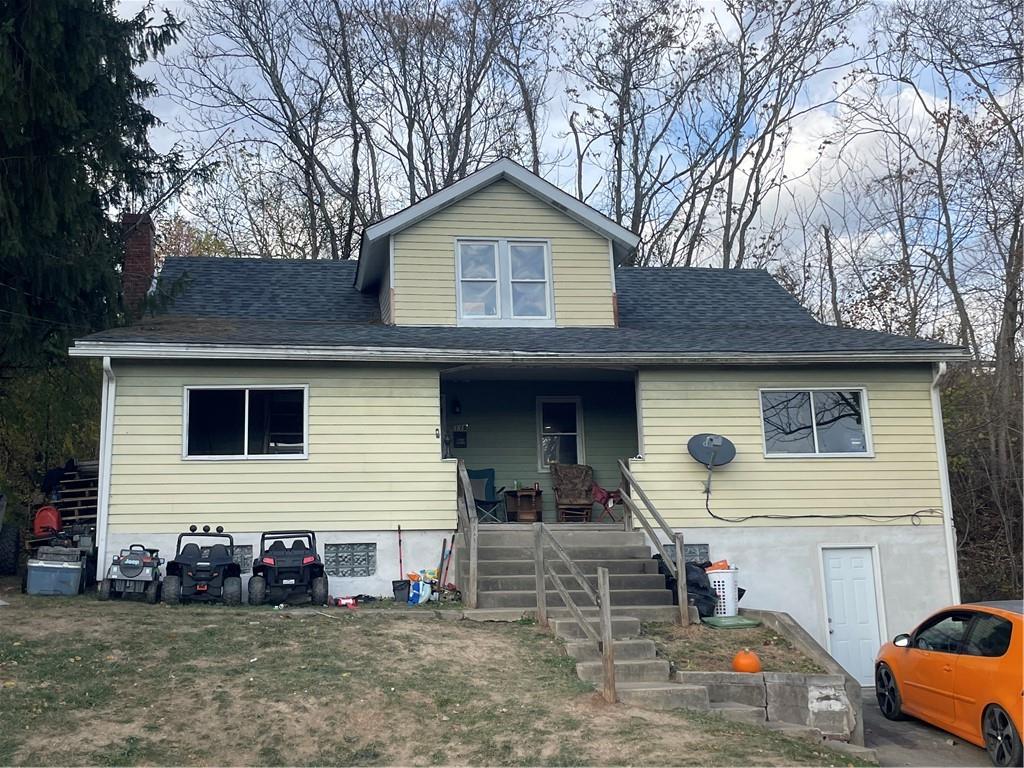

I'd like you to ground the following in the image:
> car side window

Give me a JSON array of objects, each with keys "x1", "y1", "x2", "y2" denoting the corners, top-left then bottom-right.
[
  {"x1": 913, "y1": 611, "x2": 973, "y2": 653},
  {"x1": 963, "y1": 614, "x2": 1013, "y2": 658}
]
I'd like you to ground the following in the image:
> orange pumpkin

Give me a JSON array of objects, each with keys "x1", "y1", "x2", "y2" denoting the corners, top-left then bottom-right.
[{"x1": 731, "y1": 648, "x2": 762, "y2": 673}]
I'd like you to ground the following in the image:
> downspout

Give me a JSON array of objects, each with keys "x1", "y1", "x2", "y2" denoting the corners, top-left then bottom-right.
[
  {"x1": 95, "y1": 357, "x2": 116, "y2": 576},
  {"x1": 930, "y1": 362, "x2": 961, "y2": 603}
]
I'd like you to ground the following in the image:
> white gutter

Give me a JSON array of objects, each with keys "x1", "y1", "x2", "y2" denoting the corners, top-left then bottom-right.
[
  {"x1": 931, "y1": 361, "x2": 962, "y2": 603},
  {"x1": 69, "y1": 341, "x2": 972, "y2": 366},
  {"x1": 95, "y1": 357, "x2": 116, "y2": 579}
]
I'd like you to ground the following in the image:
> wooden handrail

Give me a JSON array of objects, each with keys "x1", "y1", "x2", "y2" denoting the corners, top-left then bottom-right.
[
  {"x1": 533, "y1": 522, "x2": 616, "y2": 702},
  {"x1": 456, "y1": 460, "x2": 479, "y2": 609},
  {"x1": 617, "y1": 459, "x2": 690, "y2": 626}
]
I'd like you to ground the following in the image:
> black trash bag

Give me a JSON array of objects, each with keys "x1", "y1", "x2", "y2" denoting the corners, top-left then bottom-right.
[
  {"x1": 652, "y1": 555, "x2": 718, "y2": 618},
  {"x1": 685, "y1": 562, "x2": 718, "y2": 618}
]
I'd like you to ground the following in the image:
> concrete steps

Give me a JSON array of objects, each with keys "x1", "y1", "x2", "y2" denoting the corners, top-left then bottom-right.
[
  {"x1": 710, "y1": 702, "x2": 768, "y2": 724},
  {"x1": 478, "y1": 573, "x2": 667, "y2": 591},
  {"x1": 552, "y1": 615, "x2": 641, "y2": 640},
  {"x1": 478, "y1": 528, "x2": 644, "y2": 546},
  {"x1": 577, "y1": 658, "x2": 670, "y2": 684},
  {"x1": 477, "y1": 545, "x2": 652, "y2": 561},
  {"x1": 477, "y1": 588, "x2": 673, "y2": 609},
  {"x1": 563, "y1": 638, "x2": 656, "y2": 662},
  {"x1": 461, "y1": 605, "x2": 681, "y2": 623},
  {"x1": 469, "y1": 558, "x2": 659, "y2": 576},
  {"x1": 617, "y1": 682, "x2": 711, "y2": 710}
]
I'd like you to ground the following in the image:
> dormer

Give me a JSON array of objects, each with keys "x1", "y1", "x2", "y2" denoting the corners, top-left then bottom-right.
[{"x1": 355, "y1": 159, "x2": 639, "y2": 327}]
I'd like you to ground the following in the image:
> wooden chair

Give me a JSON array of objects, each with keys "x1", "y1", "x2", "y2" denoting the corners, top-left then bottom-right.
[{"x1": 550, "y1": 463, "x2": 595, "y2": 522}]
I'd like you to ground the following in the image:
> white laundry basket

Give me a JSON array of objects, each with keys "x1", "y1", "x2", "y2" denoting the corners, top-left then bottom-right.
[{"x1": 708, "y1": 568, "x2": 739, "y2": 617}]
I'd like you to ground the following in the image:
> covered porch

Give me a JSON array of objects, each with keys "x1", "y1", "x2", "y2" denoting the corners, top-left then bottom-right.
[{"x1": 440, "y1": 366, "x2": 639, "y2": 524}]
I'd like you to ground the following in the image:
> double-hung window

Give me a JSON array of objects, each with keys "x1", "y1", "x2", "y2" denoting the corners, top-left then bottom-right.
[
  {"x1": 759, "y1": 388, "x2": 871, "y2": 457},
  {"x1": 184, "y1": 386, "x2": 308, "y2": 459},
  {"x1": 537, "y1": 397, "x2": 583, "y2": 470},
  {"x1": 457, "y1": 239, "x2": 552, "y2": 324}
]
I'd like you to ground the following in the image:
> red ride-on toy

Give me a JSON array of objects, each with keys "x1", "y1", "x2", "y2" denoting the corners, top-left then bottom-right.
[
  {"x1": 249, "y1": 531, "x2": 328, "y2": 605},
  {"x1": 163, "y1": 525, "x2": 242, "y2": 605}
]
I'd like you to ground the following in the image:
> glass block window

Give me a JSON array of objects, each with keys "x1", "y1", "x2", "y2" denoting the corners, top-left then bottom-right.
[
  {"x1": 325, "y1": 543, "x2": 377, "y2": 578},
  {"x1": 232, "y1": 545, "x2": 253, "y2": 573}
]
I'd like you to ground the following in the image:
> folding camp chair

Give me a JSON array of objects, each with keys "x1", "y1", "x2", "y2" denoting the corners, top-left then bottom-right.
[{"x1": 466, "y1": 468, "x2": 507, "y2": 523}]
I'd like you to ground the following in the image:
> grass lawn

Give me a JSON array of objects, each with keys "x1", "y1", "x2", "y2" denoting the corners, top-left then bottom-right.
[
  {"x1": 644, "y1": 623, "x2": 828, "y2": 674},
  {"x1": 0, "y1": 579, "x2": 866, "y2": 767}
]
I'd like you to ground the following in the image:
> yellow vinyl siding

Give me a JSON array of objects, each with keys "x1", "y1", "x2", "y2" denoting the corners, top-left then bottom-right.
[
  {"x1": 392, "y1": 180, "x2": 615, "y2": 326},
  {"x1": 107, "y1": 362, "x2": 455, "y2": 533},
  {"x1": 629, "y1": 365, "x2": 944, "y2": 526}
]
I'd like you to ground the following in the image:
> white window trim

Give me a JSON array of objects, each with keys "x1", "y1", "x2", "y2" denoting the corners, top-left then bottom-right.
[
  {"x1": 536, "y1": 395, "x2": 585, "y2": 472},
  {"x1": 455, "y1": 237, "x2": 554, "y2": 326},
  {"x1": 182, "y1": 384, "x2": 310, "y2": 461},
  {"x1": 758, "y1": 386, "x2": 874, "y2": 459}
]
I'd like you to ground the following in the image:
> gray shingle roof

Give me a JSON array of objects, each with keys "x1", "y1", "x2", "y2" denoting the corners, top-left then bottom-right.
[{"x1": 75, "y1": 257, "x2": 964, "y2": 359}]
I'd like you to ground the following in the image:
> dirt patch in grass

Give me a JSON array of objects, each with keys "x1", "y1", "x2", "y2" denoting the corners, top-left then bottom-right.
[
  {"x1": 644, "y1": 622, "x2": 827, "y2": 674},
  {"x1": 0, "y1": 578, "x2": 863, "y2": 766}
]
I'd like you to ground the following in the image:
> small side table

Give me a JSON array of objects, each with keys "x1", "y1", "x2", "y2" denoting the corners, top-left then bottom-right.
[{"x1": 504, "y1": 489, "x2": 543, "y2": 523}]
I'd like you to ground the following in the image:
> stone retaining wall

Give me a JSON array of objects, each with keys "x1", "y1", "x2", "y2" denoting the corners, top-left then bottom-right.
[{"x1": 675, "y1": 670, "x2": 856, "y2": 742}]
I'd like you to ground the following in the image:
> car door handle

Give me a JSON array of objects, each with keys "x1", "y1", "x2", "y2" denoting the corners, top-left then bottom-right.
[{"x1": 943, "y1": 665, "x2": 953, "y2": 672}]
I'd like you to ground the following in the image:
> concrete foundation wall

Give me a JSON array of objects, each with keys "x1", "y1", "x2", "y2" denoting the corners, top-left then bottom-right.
[
  {"x1": 106, "y1": 529, "x2": 452, "y2": 599},
  {"x1": 664, "y1": 524, "x2": 954, "y2": 653}
]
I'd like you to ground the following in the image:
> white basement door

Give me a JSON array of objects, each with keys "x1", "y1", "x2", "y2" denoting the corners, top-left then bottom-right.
[{"x1": 822, "y1": 547, "x2": 882, "y2": 685}]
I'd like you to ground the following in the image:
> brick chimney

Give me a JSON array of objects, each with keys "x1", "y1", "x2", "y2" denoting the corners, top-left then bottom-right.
[{"x1": 121, "y1": 213, "x2": 155, "y2": 319}]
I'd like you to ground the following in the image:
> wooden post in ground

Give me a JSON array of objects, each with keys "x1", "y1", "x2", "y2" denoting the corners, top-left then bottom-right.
[
  {"x1": 467, "y1": 517, "x2": 479, "y2": 609},
  {"x1": 533, "y1": 523, "x2": 548, "y2": 627},
  {"x1": 597, "y1": 566, "x2": 616, "y2": 704},
  {"x1": 674, "y1": 531, "x2": 689, "y2": 626}
]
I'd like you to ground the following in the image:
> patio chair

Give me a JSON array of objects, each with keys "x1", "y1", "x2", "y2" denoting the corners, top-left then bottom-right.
[
  {"x1": 550, "y1": 463, "x2": 595, "y2": 522},
  {"x1": 466, "y1": 468, "x2": 507, "y2": 523}
]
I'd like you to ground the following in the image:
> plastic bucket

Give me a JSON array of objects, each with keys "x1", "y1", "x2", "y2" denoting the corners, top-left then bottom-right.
[{"x1": 392, "y1": 579, "x2": 410, "y2": 603}]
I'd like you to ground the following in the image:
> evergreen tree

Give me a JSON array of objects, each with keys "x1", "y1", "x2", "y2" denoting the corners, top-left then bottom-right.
[{"x1": 0, "y1": 0, "x2": 180, "y2": 368}]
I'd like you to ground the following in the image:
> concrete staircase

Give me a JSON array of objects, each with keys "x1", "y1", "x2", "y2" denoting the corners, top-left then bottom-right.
[{"x1": 460, "y1": 525, "x2": 679, "y2": 622}]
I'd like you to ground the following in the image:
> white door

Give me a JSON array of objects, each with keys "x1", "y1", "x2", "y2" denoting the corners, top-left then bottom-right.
[{"x1": 822, "y1": 547, "x2": 882, "y2": 685}]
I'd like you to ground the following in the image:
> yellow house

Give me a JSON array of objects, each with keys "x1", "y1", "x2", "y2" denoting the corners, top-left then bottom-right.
[{"x1": 71, "y1": 159, "x2": 968, "y2": 685}]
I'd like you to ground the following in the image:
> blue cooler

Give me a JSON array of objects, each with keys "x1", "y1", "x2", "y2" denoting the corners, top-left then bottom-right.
[{"x1": 26, "y1": 547, "x2": 84, "y2": 595}]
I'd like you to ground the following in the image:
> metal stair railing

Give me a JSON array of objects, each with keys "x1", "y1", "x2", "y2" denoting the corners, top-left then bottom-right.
[
  {"x1": 533, "y1": 522, "x2": 616, "y2": 703},
  {"x1": 617, "y1": 459, "x2": 690, "y2": 626}
]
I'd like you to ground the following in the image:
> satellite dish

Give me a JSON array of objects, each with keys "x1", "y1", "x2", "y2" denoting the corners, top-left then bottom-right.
[{"x1": 687, "y1": 433, "x2": 736, "y2": 468}]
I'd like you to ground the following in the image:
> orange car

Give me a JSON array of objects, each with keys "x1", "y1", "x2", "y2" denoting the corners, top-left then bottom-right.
[{"x1": 875, "y1": 601, "x2": 1024, "y2": 767}]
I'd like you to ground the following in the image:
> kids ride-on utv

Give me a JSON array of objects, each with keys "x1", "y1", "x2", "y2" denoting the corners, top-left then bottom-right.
[
  {"x1": 163, "y1": 525, "x2": 242, "y2": 605},
  {"x1": 98, "y1": 544, "x2": 164, "y2": 603},
  {"x1": 249, "y1": 530, "x2": 328, "y2": 606}
]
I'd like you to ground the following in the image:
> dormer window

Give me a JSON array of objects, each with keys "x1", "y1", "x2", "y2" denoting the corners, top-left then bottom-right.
[{"x1": 456, "y1": 238, "x2": 553, "y2": 325}]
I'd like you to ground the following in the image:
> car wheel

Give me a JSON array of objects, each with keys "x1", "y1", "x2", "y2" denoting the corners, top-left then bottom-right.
[
  {"x1": 163, "y1": 574, "x2": 181, "y2": 605},
  {"x1": 875, "y1": 663, "x2": 905, "y2": 721},
  {"x1": 97, "y1": 579, "x2": 112, "y2": 601},
  {"x1": 144, "y1": 579, "x2": 160, "y2": 604},
  {"x1": 248, "y1": 575, "x2": 267, "y2": 606},
  {"x1": 983, "y1": 705, "x2": 1023, "y2": 767},
  {"x1": 311, "y1": 575, "x2": 328, "y2": 606},
  {"x1": 223, "y1": 576, "x2": 242, "y2": 606}
]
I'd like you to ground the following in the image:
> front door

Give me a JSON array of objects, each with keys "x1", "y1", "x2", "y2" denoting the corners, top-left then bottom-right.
[{"x1": 822, "y1": 547, "x2": 882, "y2": 685}]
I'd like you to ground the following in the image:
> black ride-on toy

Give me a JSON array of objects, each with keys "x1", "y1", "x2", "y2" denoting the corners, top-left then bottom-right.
[
  {"x1": 249, "y1": 530, "x2": 328, "y2": 606},
  {"x1": 163, "y1": 525, "x2": 242, "y2": 605},
  {"x1": 98, "y1": 544, "x2": 164, "y2": 603}
]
